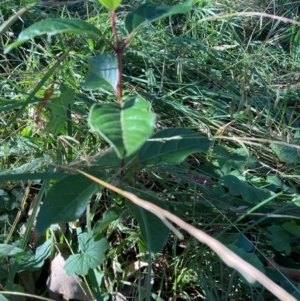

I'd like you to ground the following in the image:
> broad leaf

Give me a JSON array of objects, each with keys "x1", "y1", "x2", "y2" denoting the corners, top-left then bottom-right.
[
  {"x1": 213, "y1": 146, "x2": 255, "y2": 174},
  {"x1": 139, "y1": 128, "x2": 211, "y2": 166},
  {"x1": 17, "y1": 239, "x2": 52, "y2": 272},
  {"x1": 65, "y1": 232, "x2": 109, "y2": 276},
  {"x1": 36, "y1": 173, "x2": 103, "y2": 234},
  {"x1": 5, "y1": 19, "x2": 102, "y2": 53},
  {"x1": 282, "y1": 220, "x2": 300, "y2": 238},
  {"x1": 270, "y1": 143, "x2": 300, "y2": 164},
  {"x1": 266, "y1": 225, "x2": 291, "y2": 255},
  {"x1": 0, "y1": 244, "x2": 24, "y2": 258},
  {"x1": 125, "y1": 0, "x2": 192, "y2": 34},
  {"x1": 81, "y1": 54, "x2": 118, "y2": 91},
  {"x1": 45, "y1": 86, "x2": 75, "y2": 135},
  {"x1": 88, "y1": 98, "x2": 155, "y2": 158},
  {"x1": 227, "y1": 244, "x2": 265, "y2": 286},
  {"x1": 98, "y1": 0, "x2": 122, "y2": 10},
  {"x1": 220, "y1": 174, "x2": 270, "y2": 204},
  {"x1": 127, "y1": 192, "x2": 170, "y2": 253}
]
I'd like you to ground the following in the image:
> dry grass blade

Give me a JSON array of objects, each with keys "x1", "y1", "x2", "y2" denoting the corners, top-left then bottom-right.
[
  {"x1": 0, "y1": 2, "x2": 36, "y2": 37},
  {"x1": 199, "y1": 11, "x2": 300, "y2": 27},
  {"x1": 76, "y1": 170, "x2": 297, "y2": 301}
]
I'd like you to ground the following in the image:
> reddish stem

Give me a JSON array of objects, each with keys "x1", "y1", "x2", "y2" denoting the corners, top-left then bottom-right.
[{"x1": 110, "y1": 10, "x2": 124, "y2": 101}]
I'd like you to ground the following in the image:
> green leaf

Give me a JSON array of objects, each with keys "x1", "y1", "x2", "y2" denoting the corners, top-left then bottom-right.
[
  {"x1": 139, "y1": 128, "x2": 211, "y2": 166},
  {"x1": 93, "y1": 206, "x2": 121, "y2": 236},
  {"x1": 234, "y1": 234, "x2": 253, "y2": 252},
  {"x1": 0, "y1": 244, "x2": 24, "y2": 258},
  {"x1": 81, "y1": 54, "x2": 118, "y2": 91},
  {"x1": 17, "y1": 239, "x2": 52, "y2": 272},
  {"x1": 213, "y1": 146, "x2": 253, "y2": 174},
  {"x1": 5, "y1": 284, "x2": 25, "y2": 301},
  {"x1": 45, "y1": 86, "x2": 75, "y2": 135},
  {"x1": 0, "y1": 294, "x2": 9, "y2": 301},
  {"x1": 227, "y1": 244, "x2": 265, "y2": 286},
  {"x1": 5, "y1": 19, "x2": 102, "y2": 53},
  {"x1": 98, "y1": 0, "x2": 122, "y2": 10},
  {"x1": 220, "y1": 174, "x2": 270, "y2": 204},
  {"x1": 36, "y1": 173, "x2": 103, "y2": 234},
  {"x1": 64, "y1": 232, "x2": 109, "y2": 276},
  {"x1": 88, "y1": 98, "x2": 155, "y2": 159},
  {"x1": 270, "y1": 142, "x2": 300, "y2": 164},
  {"x1": 125, "y1": 0, "x2": 192, "y2": 34},
  {"x1": 266, "y1": 225, "x2": 291, "y2": 255},
  {"x1": 127, "y1": 192, "x2": 170, "y2": 253},
  {"x1": 282, "y1": 220, "x2": 300, "y2": 238}
]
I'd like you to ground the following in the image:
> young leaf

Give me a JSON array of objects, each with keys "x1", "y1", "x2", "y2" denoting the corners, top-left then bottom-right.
[
  {"x1": 36, "y1": 173, "x2": 103, "y2": 234},
  {"x1": 88, "y1": 98, "x2": 155, "y2": 159},
  {"x1": 138, "y1": 128, "x2": 211, "y2": 166},
  {"x1": 125, "y1": 0, "x2": 193, "y2": 34},
  {"x1": 81, "y1": 54, "x2": 118, "y2": 91},
  {"x1": 64, "y1": 232, "x2": 109, "y2": 276},
  {"x1": 97, "y1": 0, "x2": 122, "y2": 10},
  {"x1": 5, "y1": 19, "x2": 102, "y2": 53}
]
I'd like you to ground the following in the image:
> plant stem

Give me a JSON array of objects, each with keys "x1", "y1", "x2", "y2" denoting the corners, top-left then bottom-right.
[{"x1": 109, "y1": 10, "x2": 123, "y2": 101}]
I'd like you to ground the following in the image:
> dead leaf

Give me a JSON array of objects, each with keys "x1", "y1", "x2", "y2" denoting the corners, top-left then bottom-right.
[{"x1": 47, "y1": 251, "x2": 93, "y2": 301}]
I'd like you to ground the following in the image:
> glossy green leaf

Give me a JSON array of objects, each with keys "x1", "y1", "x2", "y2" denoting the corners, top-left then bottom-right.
[
  {"x1": 266, "y1": 225, "x2": 291, "y2": 255},
  {"x1": 220, "y1": 174, "x2": 270, "y2": 204},
  {"x1": 0, "y1": 244, "x2": 24, "y2": 258},
  {"x1": 98, "y1": 0, "x2": 122, "y2": 10},
  {"x1": 36, "y1": 173, "x2": 103, "y2": 234},
  {"x1": 45, "y1": 86, "x2": 75, "y2": 135},
  {"x1": 88, "y1": 98, "x2": 155, "y2": 159},
  {"x1": 64, "y1": 232, "x2": 109, "y2": 276},
  {"x1": 125, "y1": 0, "x2": 192, "y2": 34},
  {"x1": 127, "y1": 192, "x2": 170, "y2": 253},
  {"x1": 270, "y1": 143, "x2": 300, "y2": 164},
  {"x1": 5, "y1": 19, "x2": 102, "y2": 53},
  {"x1": 139, "y1": 128, "x2": 211, "y2": 166},
  {"x1": 81, "y1": 54, "x2": 118, "y2": 91}
]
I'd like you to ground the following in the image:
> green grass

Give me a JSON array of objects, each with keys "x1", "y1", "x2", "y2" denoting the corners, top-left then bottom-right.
[{"x1": 1, "y1": 0, "x2": 300, "y2": 300}]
